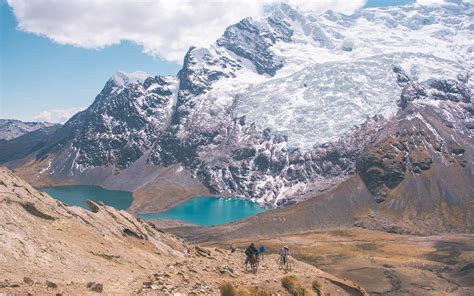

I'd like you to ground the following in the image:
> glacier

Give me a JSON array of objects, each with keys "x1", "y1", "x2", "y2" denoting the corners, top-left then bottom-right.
[{"x1": 184, "y1": 2, "x2": 473, "y2": 150}]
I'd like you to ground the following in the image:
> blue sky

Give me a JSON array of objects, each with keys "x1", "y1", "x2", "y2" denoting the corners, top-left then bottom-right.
[
  {"x1": 365, "y1": 0, "x2": 415, "y2": 7},
  {"x1": 0, "y1": 3, "x2": 181, "y2": 122},
  {"x1": 1, "y1": 0, "x2": 415, "y2": 123}
]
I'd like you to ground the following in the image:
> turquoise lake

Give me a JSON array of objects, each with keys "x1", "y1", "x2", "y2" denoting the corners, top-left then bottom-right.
[
  {"x1": 38, "y1": 185, "x2": 267, "y2": 226},
  {"x1": 139, "y1": 197, "x2": 267, "y2": 226},
  {"x1": 38, "y1": 185, "x2": 133, "y2": 210}
]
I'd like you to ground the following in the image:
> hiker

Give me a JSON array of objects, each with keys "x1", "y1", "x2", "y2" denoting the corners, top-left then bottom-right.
[
  {"x1": 279, "y1": 245, "x2": 290, "y2": 267},
  {"x1": 258, "y1": 245, "x2": 265, "y2": 261},
  {"x1": 244, "y1": 243, "x2": 259, "y2": 269}
]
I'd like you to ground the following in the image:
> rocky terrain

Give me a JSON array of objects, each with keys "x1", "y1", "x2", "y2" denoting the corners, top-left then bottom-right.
[
  {"x1": 0, "y1": 167, "x2": 365, "y2": 295},
  {"x1": 1, "y1": 3, "x2": 473, "y2": 295}
]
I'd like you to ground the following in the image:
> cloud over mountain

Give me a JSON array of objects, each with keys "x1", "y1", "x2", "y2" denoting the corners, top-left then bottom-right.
[
  {"x1": 6, "y1": 0, "x2": 366, "y2": 63},
  {"x1": 32, "y1": 107, "x2": 84, "y2": 123}
]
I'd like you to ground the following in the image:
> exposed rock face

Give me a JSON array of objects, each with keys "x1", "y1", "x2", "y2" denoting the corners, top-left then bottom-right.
[
  {"x1": 0, "y1": 167, "x2": 186, "y2": 293},
  {"x1": 217, "y1": 17, "x2": 286, "y2": 76},
  {"x1": 356, "y1": 67, "x2": 472, "y2": 204},
  {"x1": 36, "y1": 72, "x2": 178, "y2": 168},
  {"x1": 175, "y1": 115, "x2": 384, "y2": 206},
  {"x1": 86, "y1": 199, "x2": 100, "y2": 213},
  {"x1": 357, "y1": 137, "x2": 407, "y2": 203},
  {"x1": 396, "y1": 67, "x2": 472, "y2": 109}
]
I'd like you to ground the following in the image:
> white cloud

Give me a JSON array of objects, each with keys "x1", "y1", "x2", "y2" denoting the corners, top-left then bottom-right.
[
  {"x1": 279, "y1": 0, "x2": 366, "y2": 14},
  {"x1": 416, "y1": 0, "x2": 446, "y2": 4},
  {"x1": 416, "y1": 0, "x2": 474, "y2": 4},
  {"x1": 7, "y1": 0, "x2": 366, "y2": 63},
  {"x1": 32, "y1": 107, "x2": 84, "y2": 123}
]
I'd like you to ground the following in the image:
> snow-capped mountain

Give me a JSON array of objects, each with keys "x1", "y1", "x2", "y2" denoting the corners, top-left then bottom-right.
[
  {"x1": 0, "y1": 119, "x2": 58, "y2": 141},
  {"x1": 34, "y1": 71, "x2": 178, "y2": 168},
  {"x1": 4, "y1": 1, "x2": 473, "y2": 224},
  {"x1": 169, "y1": 2, "x2": 472, "y2": 150}
]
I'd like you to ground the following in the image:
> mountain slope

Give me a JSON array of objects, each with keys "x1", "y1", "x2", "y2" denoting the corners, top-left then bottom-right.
[
  {"x1": 167, "y1": 2, "x2": 472, "y2": 150},
  {"x1": 35, "y1": 71, "x2": 178, "y2": 169},
  {"x1": 0, "y1": 119, "x2": 59, "y2": 141},
  {"x1": 4, "y1": 2, "x2": 473, "y2": 215},
  {"x1": 169, "y1": 75, "x2": 473, "y2": 240},
  {"x1": 0, "y1": 124, "x2": 61, "y2": 164}
]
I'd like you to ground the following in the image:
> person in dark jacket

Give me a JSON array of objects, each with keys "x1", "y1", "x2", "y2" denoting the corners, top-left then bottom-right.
[{"x1": 244, "y1": 243, "x2": 259, "y2": 268}]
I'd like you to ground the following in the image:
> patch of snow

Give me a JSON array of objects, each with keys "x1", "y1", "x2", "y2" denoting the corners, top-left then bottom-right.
[{"x1": 111, "y1": 71, "x2": 151, "y2": 87}]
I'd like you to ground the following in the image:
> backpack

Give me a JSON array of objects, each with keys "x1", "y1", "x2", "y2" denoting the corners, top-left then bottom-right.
[{"x1": 245, "y1": 248, "x2": 251, "y2": 257}]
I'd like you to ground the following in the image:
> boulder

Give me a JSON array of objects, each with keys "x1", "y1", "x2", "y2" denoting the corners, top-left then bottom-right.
[
  {"x1": 46, "y1": 280, "x2": 58, "y2": 288},
  {"x1": 86, "y1": 199, "x2": 100, "y2": 213},
  {"x1": 409, "y1": 149, "x2": 432, "y2": 172},
  {"x1": 87, "y1": 282, "x2": 103, "y2": 293}
]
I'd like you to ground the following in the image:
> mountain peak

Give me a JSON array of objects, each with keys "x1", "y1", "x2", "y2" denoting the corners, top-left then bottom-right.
[
  {"x1": 110, "y1": 70, "x2": 151, "y2": 87},
  {"x1": 271, "y1": 2, "x2": 301, "y2": 19}
]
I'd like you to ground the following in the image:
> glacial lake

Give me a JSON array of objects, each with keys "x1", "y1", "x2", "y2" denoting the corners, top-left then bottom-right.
[
  {"x1": 38, "y1": 185, "x2": 267, "y2": 226},
  {"x1": 139, "y1": 197, "x2": 267, "y2": 226},
  {"x1": 38, "y1": 185, "x2": 133, "y2": 210}
]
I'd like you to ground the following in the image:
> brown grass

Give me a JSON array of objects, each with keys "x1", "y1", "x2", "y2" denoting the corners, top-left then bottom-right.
[
  {"x1": 281, "y1": 275, "x2": 308, "y2": 296},
  {"x1": 220, "y1": 282, "x2": 237, "y2": 296},
  {"x1": 219, "y1": 282, "x2": 274, "y2": 296},
  {"x1": 312, "y1": 280, "x2": 323, "y2": 296}
]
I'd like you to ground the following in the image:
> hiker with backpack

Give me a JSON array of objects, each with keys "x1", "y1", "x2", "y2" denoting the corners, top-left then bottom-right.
[
  {"x1": 244, "y1": 243, "x2": 259, "y2": 273},
  {"x1": 279, "y1": 245, "x2": 290, "y2": 269},
  {"x1": 258, "y1": 245, "x2": 265, "y2": 262}
]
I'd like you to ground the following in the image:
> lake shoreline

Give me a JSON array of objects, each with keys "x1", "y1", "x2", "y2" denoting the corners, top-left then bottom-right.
[
  {"x1": 37, "y1": 185, "x2": 268, "y2": 226},
  {"x1": 131, "y1": 193, "x2": 267, "y2": 215},
  {"x1": 138, "y1": 196, "x2": 267, "y2": 226}
]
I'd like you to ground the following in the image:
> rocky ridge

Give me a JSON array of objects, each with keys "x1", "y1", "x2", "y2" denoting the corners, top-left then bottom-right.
[
  {"x1": 357, "y1": 67, "x2": 473, "y2": 204},
  {"x1": 0, "y1": 119, "x2": 58, "y2": 141}
]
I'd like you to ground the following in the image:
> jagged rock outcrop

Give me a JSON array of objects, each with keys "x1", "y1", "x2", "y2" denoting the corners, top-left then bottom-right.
[
  {"x1": 169, "y1": 115, "x2": 385, "y2": 206},
  {"x1": 216, "y1": 17, "x2": 286, "y2": 76},
  {"x1": 395, "y1": 66, "x2": 472, "y2": 109},
  {"x1": 356, "y1": 66, "x2": 472, "y2": 204}
]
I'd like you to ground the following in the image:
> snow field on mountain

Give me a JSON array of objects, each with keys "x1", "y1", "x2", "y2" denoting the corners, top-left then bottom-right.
[{"x1": 195, "y1": 3, "x2": 473, "y2": 150}]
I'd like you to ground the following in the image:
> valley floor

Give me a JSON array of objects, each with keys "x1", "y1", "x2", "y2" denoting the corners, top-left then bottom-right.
[{"x1": 202, "y1": 228, "x2": 474, "y2": 296}]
